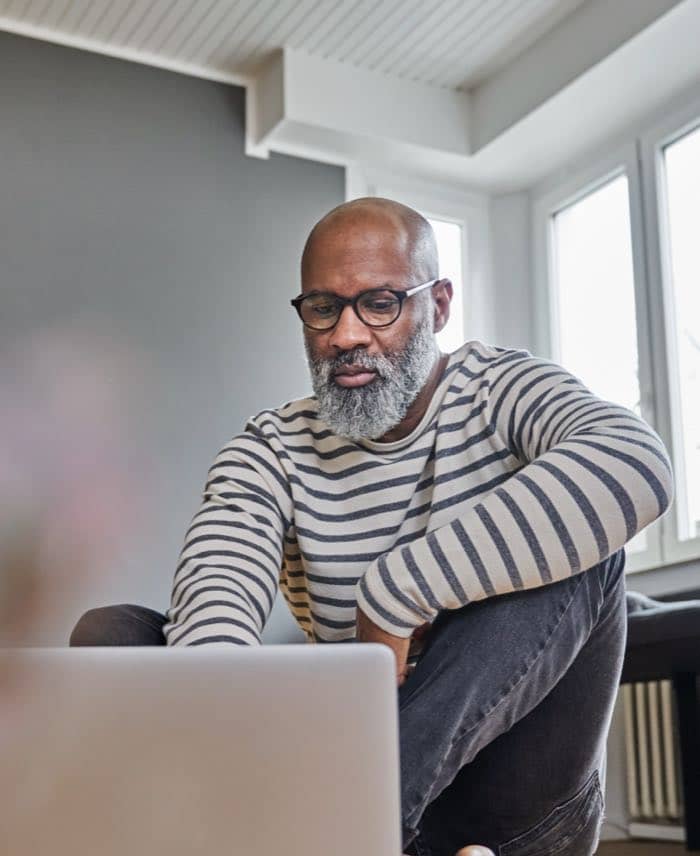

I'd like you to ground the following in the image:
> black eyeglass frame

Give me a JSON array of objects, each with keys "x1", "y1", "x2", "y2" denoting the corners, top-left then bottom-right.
[{"x1": 290, "y1": 278, "x2": 439, "y2": 331}]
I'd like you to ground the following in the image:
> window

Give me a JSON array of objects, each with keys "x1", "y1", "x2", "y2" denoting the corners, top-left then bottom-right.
[
  {"x1": 548, "y1": 172, "x2": 647, "y2": 557},
  {"x1": 347, "y1": 168, "x2": 492, "y2": 357},
  {"x1": 427, "y1": 217, "x2": 465, "y2": 355},
  {"x1": 550, "y1": 175, "x2": 641, "y2": 415},
  {"x1": 535, "y1": 99, "x2": 700, "y2": 573},
  {"x1": 659, "y1": 125, "x2": 700, "y2": 542}
]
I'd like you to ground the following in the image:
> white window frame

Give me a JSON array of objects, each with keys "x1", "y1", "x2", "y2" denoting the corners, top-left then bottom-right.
[
  {"x1": 533, "y1": 86, "x2": 700, "y2": 575},
  {"x1": 639, "y1": 94, "x2": 700, "y2": 566},
  {"x1": 532, "y1": 142, "x2": 663, "y2": 574},
  {"x1": 345, "y1": 165, "x2": 492, "y2": 347}
]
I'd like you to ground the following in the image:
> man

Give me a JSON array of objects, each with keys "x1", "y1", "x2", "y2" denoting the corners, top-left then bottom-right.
[{"x1": 75, "y1": 198, "x2": 673, "y2": 855}]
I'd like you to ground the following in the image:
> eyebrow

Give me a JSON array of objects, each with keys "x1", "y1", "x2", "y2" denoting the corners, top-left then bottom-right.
[{"x1": 303, "y1": 283, "x2": 396, "y2": 297}]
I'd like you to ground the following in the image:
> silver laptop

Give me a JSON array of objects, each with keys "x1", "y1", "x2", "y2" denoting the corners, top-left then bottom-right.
[{"x1": 0, "y1": 645, "x2": 402, "y2": 856}]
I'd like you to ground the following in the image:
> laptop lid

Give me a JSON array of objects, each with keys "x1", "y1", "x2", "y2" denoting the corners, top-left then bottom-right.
[{"x1": 0, "y1": 645, "x2": 402, "y2": 856}]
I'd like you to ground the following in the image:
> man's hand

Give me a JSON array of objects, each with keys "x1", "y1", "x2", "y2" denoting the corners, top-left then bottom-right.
[{"x1": 355, "y1": 607, "x2": 425, "y2": 687}]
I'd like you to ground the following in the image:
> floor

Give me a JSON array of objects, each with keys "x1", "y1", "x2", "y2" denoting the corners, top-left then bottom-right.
[{"x1": 597, "y1": 842, "x2": 684, "y2": 854}]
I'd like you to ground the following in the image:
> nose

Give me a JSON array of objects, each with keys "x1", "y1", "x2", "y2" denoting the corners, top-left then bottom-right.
[{"x1": 327, "y1": 303, "x2": 373, "y2": 352}]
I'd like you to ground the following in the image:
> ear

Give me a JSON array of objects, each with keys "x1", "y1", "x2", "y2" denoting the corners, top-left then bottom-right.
[{"x1": 432, "y1": 279, "x2": 453, "y2": 333}]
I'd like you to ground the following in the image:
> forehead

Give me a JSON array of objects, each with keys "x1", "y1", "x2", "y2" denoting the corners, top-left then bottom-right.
[{"x1": 302, "y1": 216, "x2": 416, "y2": 294}]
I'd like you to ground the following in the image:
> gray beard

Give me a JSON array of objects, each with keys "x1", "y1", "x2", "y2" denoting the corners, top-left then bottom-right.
[{"x1": 304, "y1": 308, "x2": 439, "y2": 441}]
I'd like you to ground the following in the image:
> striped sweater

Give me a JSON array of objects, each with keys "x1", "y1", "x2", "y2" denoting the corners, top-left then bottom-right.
[{"x1": 163, "y1": 340, "x2": 673, "y2": 664}]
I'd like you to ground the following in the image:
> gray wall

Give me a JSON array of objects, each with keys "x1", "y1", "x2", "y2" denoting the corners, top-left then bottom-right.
[{"x1": 0, "y1": 32, "x2": 344, "y2": 645}]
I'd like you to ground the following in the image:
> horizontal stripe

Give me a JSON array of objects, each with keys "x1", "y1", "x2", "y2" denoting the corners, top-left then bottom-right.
[
  {"x1": 450, "y1": 518, "x2": 496, "y2": 597},
  {"x1": 426, "y1": 530, "x2": 469, "y2": 602},
  {"x1": 475, "y1": 504, "x2": 524, "y2": 589},
  {"x1": 174, "y1": 572, "x2": 271, "y2": 624},
  {"x1": 168, "y1": 586, "x2": 254, "y2": 621},
  {"x1": 175, "y1": 549, "x2": 278, "y2": 589},
  {"x1": 515, "y1": 473, "x2": 581, "y2": 572},
  {"x1": 356, "y1": 574, "x2": 419, "y2": 630},
  {"x1": 186, "y1": 514, "x2": 279, "y2": 548},
  {"x1": 310, "y1": 610, "x2": 356, "y2": 630},
  {"x1": 173, "y1": 599, "x2": 255, "y2": 629},
  {"x1": 494, "y1": 488, "x2": 552, "y2": 584},
  {"x1": 165, "y1": 340, "x2": 672, "y2": 647},
  {"x1": 574, "y1": 429, "x2": 672, "y2": 473},
  {"x1": 550, "y1": 447, "x2": 638, "y2": 541},
  {"x1": 531, "y1": 459, "x2": 609, "y2": 560},
  {"x1": 526, "y1": 384, "x2": 580, "y2": 452},
  {"x1": 179, "y1": 533, "x2": 280, "y2": 571},
  {"x1": 567, "y1": 438, "x2": 671, "y2": 514},
  {"x1": 169, "y1": 616, "x2": 262, "y2": 647}
]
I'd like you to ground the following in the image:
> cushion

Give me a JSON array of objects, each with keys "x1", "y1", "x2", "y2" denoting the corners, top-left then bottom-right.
[{"x1": 622, "y1": 591, "x2": 700, "y2": 683}]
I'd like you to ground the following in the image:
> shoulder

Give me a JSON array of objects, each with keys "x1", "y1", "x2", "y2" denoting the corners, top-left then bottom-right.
[
  {"x1": 244, "y1": 394, "x2": 335, "y2": 449},
  {"x1": 449, "y1": 340, "x2": 535, "y2": 388}
]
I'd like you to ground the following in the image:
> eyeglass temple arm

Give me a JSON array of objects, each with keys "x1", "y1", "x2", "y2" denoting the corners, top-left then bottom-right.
[
  {"x1": 405, "y1": 278, "x2": 440, "y2": 297},
  {"x1": 292, "y1": 279, "x2": 438, "y2": 306}
]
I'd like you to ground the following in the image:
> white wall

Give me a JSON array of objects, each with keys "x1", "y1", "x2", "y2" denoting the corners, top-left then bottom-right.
[{"x1": 489, "y1": 193, "x2": 535, "y2": 352}]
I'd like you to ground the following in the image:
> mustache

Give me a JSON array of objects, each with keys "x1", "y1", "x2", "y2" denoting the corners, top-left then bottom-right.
[{"x1": 315, "y1": 349, "x2": 395, "y2": 377}]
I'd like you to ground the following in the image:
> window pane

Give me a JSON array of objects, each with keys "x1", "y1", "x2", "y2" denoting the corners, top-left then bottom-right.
[
  {"x1": 551, "y1": 174, "x2": 646, "y2": 553},
  {"x1": 662, "y1": 125, "x2": 700, "y2": 541},
  {"x1": 427, "y1": 218, "x2": 465, "y2": 355},
  {"x1": 552, "y1": 175, "x2": 641, "y2": 413}
]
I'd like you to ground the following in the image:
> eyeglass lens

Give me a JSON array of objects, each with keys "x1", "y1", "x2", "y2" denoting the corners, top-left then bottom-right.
[{"x1": 301, "y1": 290, "x2": 401, "y2": 329}]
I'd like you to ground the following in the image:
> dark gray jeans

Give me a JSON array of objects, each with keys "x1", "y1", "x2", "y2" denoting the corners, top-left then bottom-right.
[{"x1": 71, "y1": 549, "x2": 627, "y2": 856}]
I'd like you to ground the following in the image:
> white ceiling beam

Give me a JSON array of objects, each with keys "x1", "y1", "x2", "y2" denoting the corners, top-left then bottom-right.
[
  {"x1": 246, "y1": 0, "x2": 700, "y2": 192},
  {"x1": 246, "y1": 46, "x2": 471, "y2": 163},
  {"x1": 469, "y1": 0, "x2": 684, "y2": 152},
  {"x1": 3, "y1": 0, "x2": 699, "y2": 193},
  {"x1": 475, "y1": 0, "x2": 700, "y2": 191}
]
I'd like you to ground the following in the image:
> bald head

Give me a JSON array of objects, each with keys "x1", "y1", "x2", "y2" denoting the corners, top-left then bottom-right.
[
  {"x1": 298, "y1": 198, "x2": 453, "y2": 442},
  {"x1": 301, "y1": 197, "x2": 439, "y2": 288}
]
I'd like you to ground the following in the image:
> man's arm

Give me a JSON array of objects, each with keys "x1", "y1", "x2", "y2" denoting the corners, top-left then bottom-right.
[
  {"x1": 355, "y1": 351, "x2": 674, "y2": 637},
  {"x1": 163, "y1": 420, "x2": 292, "y2": 646}
]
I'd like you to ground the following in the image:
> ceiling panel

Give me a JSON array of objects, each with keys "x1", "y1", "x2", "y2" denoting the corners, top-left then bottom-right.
[
  {"x1": 140, "y1": 0, "x2": 201, "y2": 53},
  {"x1": 0, "y1": 0, "x2": 590, "y2": 89},
  {"x1": 368, "y1": 0, "x2": 474, "y2": 76},
  {"x1": 37, "y1": 0, "x2": 74, "y2": 28},
  {"x1": 232, "y1": 0, "x2": 308, "y2": 66},
  {"x1": 333, "y1": 0, "x2": 406, "y2": 64},
  {"x1": 212, "y1": 0, "x2": 279, "y2": 66},
  {"x1": 115, "y1": 1, "x2": 179, "y2": 49},
  {"x1": 422, "y1": 0, "x2": 524, "y2": 85}
]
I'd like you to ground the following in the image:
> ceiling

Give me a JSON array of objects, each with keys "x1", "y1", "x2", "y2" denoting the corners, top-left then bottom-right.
[
  {"x1": 0, "y1": 0, "x2": 588, "y2": 90},
  {"x1": 1, "y1": 0, "x2": 696, "y2": 192}
]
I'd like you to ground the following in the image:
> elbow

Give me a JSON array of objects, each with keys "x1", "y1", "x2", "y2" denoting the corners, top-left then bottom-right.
[
  {"x1": 659, "y1": 456, "x2": 675, "y2": 518},
  {"x1": 643, "y1": 425, "x2": 675, "y2": 520},
  {"x1": 649, "y1": 439, "x2": 675, "y2": 522}
]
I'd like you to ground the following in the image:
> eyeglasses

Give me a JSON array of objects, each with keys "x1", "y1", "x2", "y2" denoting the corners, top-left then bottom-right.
[{"x1": 291, "y1": 279, "x2": 438, "y2": 331}]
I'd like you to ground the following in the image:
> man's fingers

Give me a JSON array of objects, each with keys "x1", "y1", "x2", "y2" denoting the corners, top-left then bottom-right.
[{"x1": 397, "y1": 667, "x2": 410, "y2": 687}]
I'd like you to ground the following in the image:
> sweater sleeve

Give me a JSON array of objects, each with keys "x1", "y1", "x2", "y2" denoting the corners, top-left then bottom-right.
[
  {"x1": 163, "y1": 419, "x2": 292, "y2": 646},
  {"x1": 355, "y1": 352, "x2": 674, "y2": 637}
]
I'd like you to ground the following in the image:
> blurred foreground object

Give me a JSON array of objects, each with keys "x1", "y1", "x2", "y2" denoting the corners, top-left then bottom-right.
[{"x1": 0, "y1": 319, "x2": 152, "y2": 655}]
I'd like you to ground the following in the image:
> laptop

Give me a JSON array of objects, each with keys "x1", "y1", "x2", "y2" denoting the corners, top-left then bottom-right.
[{"x1": 0, "y1": 645, "x2": 402, "y2": 856}]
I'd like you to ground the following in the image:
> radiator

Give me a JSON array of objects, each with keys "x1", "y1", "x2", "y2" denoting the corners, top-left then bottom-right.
[{"x1": 622, "y1": 680, "x2": 685, "y2": 841}]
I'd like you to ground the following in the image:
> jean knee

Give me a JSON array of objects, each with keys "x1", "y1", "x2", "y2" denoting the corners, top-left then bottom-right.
[
  {"x1": 497, "y1": 769, "x2": 603, "y2": 856},
  {"x1": 591, "y1": 548, "x2": 626, "y2": 598},
  {"x1": 70, "y1": 607, "x2": 111, "y2": 646},
  {"x1": 69, "y1": 604, "x2": 166, "y2": 646}
]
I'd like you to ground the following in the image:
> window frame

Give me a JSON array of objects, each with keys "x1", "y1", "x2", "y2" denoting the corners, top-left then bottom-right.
[
  {"x1": 639, "y1": 95, "x2": 700, "y2": 566},
  {"x1": 345, "y1": 165, "x2": 492, "y2": 348},
  {"x1": 532, "y1": 142, "x2": 663, "y2": 574}
]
